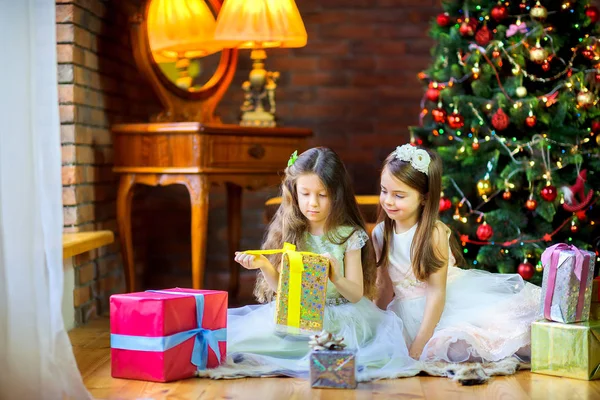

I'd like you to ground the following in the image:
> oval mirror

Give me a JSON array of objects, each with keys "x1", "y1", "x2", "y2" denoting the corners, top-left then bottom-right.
[{"x1": 145, "y1": 0, "x2": 229, "y2": 98}]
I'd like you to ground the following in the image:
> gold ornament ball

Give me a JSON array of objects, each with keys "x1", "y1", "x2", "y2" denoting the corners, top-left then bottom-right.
[
  {"x1": 577, "y1": 91, "x2": 595, "y2": 107},
  {"x1": 530, "y1": 3, "x2": 548, "y2": 20},
  {"x1": 536, "y1": 263, "x2": 543, "y2": 272},
  {"x1": 516, "y1": 86, "x2": 528, "y2": 98},
  {"x1": 596, "y1": 134, "x2": 600, "y2": 146},
  {"x1": 530, "y1": 46, "x2": 548, "y2": 64},
  {"x1": 477, "y1": 179, "x2": 493, "y2": 196}
]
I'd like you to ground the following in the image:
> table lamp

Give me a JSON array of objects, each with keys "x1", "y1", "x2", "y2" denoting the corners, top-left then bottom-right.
[{"x1": 213, "y1": 0, "x2": 307, "y2": 127}]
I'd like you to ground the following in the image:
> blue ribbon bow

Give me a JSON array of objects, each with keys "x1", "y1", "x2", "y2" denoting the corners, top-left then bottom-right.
[{"x1": 111, "y1": 290, "x2": 226, "y2": 370}]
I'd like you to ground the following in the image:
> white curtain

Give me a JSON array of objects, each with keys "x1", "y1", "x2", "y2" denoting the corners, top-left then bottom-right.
[{"x1": 0, "y1": 1, "x2": 91, "y2": 399}]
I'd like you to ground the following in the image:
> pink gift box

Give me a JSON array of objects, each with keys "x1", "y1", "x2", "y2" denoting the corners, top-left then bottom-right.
[{"x1": 110, "y1": 288, "x2": 227, "y2": 382}]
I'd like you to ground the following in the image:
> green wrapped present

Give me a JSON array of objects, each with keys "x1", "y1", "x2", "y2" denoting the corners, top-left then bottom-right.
[
  {"x1": 244, "y1": 242, "x2": 329, "y2": 336},
  {"x1": 532, "y1": 320, "x2": 600, "y2": 380}
]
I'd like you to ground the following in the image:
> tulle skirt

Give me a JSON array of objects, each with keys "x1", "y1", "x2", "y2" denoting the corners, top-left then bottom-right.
[
  {"x1": 198, "y1": 298, "x2": 420, "y2": 381},
  {"x1": 389, "y1": 267, "x2": 542, "y2": 363}
]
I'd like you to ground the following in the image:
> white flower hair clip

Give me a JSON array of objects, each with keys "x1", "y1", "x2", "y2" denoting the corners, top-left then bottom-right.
[{"x1": 394, "y1": 144, "x2": 431, "y2": 176}]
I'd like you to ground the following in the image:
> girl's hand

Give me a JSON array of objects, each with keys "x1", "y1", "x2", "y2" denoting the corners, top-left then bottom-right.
[
  {"x1": 322, "y1": 253, "x2": 342, "y2": 283},
  {"x1": 409, "y1": 340, "x2": 425, "y2": 360},
  {"x1": 234, "y1": 252, "x2": 270, "y2": 270}
]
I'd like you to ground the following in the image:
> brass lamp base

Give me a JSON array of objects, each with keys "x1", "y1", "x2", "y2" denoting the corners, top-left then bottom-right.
[{"x1": 240, "y1": 49, "x2": 279, "y2": 127}]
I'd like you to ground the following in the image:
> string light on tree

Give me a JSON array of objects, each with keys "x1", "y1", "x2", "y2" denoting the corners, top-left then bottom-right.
[{"x1": 476, "y1": 176, "x2": 493, "y2": 198}]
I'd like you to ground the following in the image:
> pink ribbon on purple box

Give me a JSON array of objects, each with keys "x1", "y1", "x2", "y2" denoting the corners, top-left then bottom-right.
[{"x1": 541, "y1": 243, "x2": 591, "y2": 321}]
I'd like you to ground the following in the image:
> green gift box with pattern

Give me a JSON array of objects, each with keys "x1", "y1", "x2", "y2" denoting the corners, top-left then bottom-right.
[{"x1": 532, "y1": 320, "x2": 600, "y2": 380}]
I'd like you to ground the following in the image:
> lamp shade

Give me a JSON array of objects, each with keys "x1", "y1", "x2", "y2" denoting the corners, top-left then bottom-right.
[
  {"x1": 214, "y1": 0, "x2": 307, "y2": 49},
  {"x1": 147, "y1": 0, "x2": 223, "y2": 59}
]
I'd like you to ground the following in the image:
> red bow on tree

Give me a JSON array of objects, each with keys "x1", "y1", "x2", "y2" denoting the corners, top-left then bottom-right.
[{"x1": 561, "y1": 169, "x2": 594, "y2": 212}]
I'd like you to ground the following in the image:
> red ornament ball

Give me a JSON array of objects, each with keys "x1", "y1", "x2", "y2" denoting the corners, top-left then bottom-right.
[
  {"x1": 525, "y1": 115, "x2": 537, "y2": 127},
  {"x1": 518, "y1": 262, "x2": 535, "y2": 280},
  {"x1": 475, "y1": 26, "x2": 493, "y2": 46},
  {"x1": 472, "y1": 141, "x2": 480, "y2": 150},
  {"x1": 541, "y1": 62, "x2": 551, "y2": 72},
  {"x1": 591, "y1": 120, "x2": 600, "y2": 132},
  {"x1": 439, "y1": 197, "x2": 452, "y2": 212},
  {"x1": 447, "y1": 112, "x2": 465, "y2": 129},
  {"x1": 459, "y1": 22, "x2": 475, "y2": 36},
  {"x1": 586, "y1": 6, "x2": 600, "y2": 24},
  {"x1": 502, "y1": 190, "x2": 512, "y2": 200},
  {"x1": 426, "y1": 87, "x2": 440, "y2": 102},
  {"x1": 491, "y1": 5, "x2": 508, "y2": 21},
  {"x1": 437, "y1": 12, "x2": 451, "y2": 27},
  {"x1": 576, "y1": 210, "x2": 588, "y2": 221},
  {"x1": 492, "y1": 49, "x2": 501, "y2": 58},
  {"x1": 476, "y1": 222, "x2": 494, "y2": 241},
  {"x1": 571, "y1": 224, "x2": 579, "y2": 233},
  {"x1": 525, "y1": 198, "x2": 538, "y2": 211},
  {"x1": 540, "y1": 185, "x2": 557, "y2": 202},
  {"x1": 492, "y1": 108, "x2": 510, "y2": 130},
  {"x1": 432, "y1": 108, "x2": 447, "y2": 123},
  {"x1": 582, "y1": 49, "x2": 595, "y2": 59}
]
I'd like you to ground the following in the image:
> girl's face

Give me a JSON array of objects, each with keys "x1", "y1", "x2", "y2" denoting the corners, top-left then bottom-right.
[
  {"x1": 296, "y1": 173, "x2": 331, "y2": 227},
  {"x1": 380, "y1": 167, "x2": 424, "y2": 229}
]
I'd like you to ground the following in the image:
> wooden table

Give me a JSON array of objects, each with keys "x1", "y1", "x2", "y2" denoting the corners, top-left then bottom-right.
[{"x1": 112, "y1": 122, "x2": 312, "y2": 296}]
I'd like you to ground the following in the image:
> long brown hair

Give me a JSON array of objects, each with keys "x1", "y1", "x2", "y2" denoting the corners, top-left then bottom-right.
[
  {"x1": 376, "y1": 146, "x2": 464, "y2": 281},
  {"x1": 254, "y1": 147, "x2": 377, "y2": 302}
]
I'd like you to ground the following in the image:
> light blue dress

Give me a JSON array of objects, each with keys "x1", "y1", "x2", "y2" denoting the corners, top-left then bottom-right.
[{"x1": 198, "y1": 226, "x2": 419, "y2": 381}]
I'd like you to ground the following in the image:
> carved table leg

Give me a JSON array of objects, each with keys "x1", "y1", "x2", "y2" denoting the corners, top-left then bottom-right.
[
  {"x1": 185, "y1": 175, "x2": 210, "y2": 289},
  {"x1": 226, "y1": 183, "x2": 242, "y2": 298},
  {"x1": 116, "y1": 174, "x2": 136, "y2": 292}
]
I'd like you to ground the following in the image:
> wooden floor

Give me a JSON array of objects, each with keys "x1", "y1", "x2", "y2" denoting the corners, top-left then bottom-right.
[{"x1": 71, "y1": 318, "x2": 600, "y2": 400}]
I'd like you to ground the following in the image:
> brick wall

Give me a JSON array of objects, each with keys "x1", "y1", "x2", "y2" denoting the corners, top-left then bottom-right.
[
  {"x1": 57, "y1": 0, "x2": 160, "y2": 324},
  {"x1": 58, "y1": 0, "x2": 439, "y2": 313}
]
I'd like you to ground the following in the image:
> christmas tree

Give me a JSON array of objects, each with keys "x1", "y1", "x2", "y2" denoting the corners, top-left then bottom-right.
[{"x1": 410, "y1": 0, "x2": 600, "y2": 283}]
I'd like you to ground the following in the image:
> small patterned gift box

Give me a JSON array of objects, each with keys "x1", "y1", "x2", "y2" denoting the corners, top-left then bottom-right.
[
  {"x1": 532, "y1": 320, "x2": 600, "y2": 380},
  {"x1": 244, "y1": 242, "x2": 329, "y2": 336},
  {"x1": 309, "y1": 331, "x2": 357, "y2": 389},
  {"x1": 540, "y1": 243, "x2": 595, "y2": 323}
]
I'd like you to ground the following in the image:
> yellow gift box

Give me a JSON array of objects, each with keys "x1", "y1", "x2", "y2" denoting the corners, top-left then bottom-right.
[
  {"x1": 244, "y1": 243, "x2": 329, "y2": 336},
  {"x1": 532, "y1": 319, "x2": 600, "y2": 380}
]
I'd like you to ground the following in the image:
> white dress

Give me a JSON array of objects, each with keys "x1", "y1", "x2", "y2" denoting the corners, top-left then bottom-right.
[
  {"x1": 198, "y1": 226, "x2": 420, "y2": 381},
  {"x1": 373, "y1": 222, "x2": 542, "y2": 363}
]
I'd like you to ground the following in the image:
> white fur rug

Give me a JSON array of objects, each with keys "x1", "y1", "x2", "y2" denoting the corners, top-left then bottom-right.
[{"x1": 421, "y1": 357, "x2": 528, "y2": 386}]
